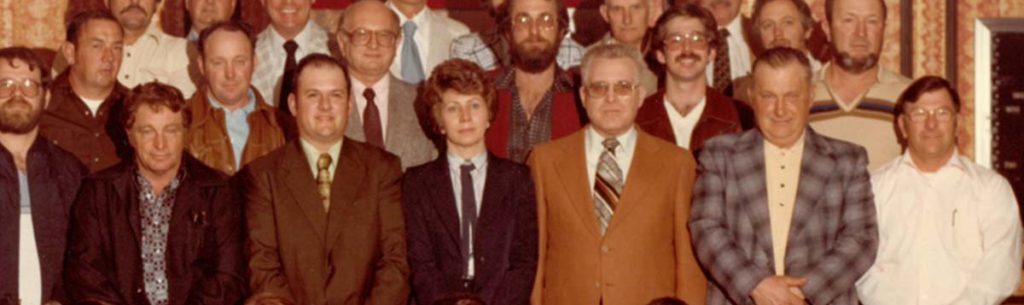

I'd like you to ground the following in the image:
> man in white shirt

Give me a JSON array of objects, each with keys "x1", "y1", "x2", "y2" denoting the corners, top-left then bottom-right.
[
  {"x1": 857, "y1": 76, "x2": 1022, "y2": 305},
  {"x1": 698, "y1": 0, "x2": 753, "y2": 92},
  {"x1": 109, "y1": 0, "x2": 196, "y2": 96},
  {"x1": 386, "y1": 0, "x2": 469, "y2": 83},
  {"x1": 252, "y1": 0, "x2": 330, "y2": 109}
]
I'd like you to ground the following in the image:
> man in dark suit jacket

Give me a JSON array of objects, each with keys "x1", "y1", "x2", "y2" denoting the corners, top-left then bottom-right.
[
  {"x1": 64, "y1": 82, "x2": 246, "y2": 305},
  {"x1": 689, "y1": 47, "x2": 877, "y2": 305},
  {"x1": 242, "y1": 54, "x2": 408, "y2": 305},
  {"x1": 637, "y1": 5, "x2": 750, "y2": 155},
  {"x1": 403, "y1": 59, "x2": 537, "y2": 305}
]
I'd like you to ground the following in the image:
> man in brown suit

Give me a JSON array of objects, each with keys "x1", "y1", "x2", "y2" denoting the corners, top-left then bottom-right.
[
  {"x1": 241, "y1": 54, "x2": 408, "y2": 305},
  {"x1": 528, "y1": 43, "x2": 707, "y2": 305}
]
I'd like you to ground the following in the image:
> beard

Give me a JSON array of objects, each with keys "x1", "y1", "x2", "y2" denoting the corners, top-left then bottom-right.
[
  {"x1": 834, "y1": 51, "x2": 879, "y2": 74},
  {"x1": 0, "y1": 97, "x2": 43, "y2": 134},
  {"x1": 511, "y1": 35, "x2": 560, "y2": 73}
]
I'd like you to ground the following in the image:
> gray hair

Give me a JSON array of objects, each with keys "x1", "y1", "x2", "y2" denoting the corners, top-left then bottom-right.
[{"x1": 580, "y1": 43, "x2": 646, "y2": 84}]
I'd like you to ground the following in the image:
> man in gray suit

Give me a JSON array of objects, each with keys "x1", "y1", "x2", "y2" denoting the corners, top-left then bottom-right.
[
  {"x1": 336, "y1": 0, "x2": 437, "y2": 170},
  {"x1": 689, "y1": 47, "x2": 877, "y2": 305}
]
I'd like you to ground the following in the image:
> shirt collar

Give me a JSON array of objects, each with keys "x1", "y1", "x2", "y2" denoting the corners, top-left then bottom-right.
[
  {"x1": 446, "y1": 150, "x2": 488, "y2": 172},
  {"x1": 268, "y1": 20, "x2": 320, "y2": 49},
  {"x1": 763, "y1": 131, "x2": 806, "y2": 155},
  {"x1": 724, "y1": 15, "x2": 744, "y2": 33},
  {"x1": 134, "y1": 22, "x2": 168, "y2": 46},
  {"x1": 207, "y1": 89, "x2": 257, "y2": 115},
  {"x1": 586, "y1": 125, "x2": 638, "y2": 156},
  {"x1": 387, "y1": 1, "x2": 428, "y2": 25},
  {"x1": 898, "y1": 149, "x2": 969, "y2": 175},
  {"x1": 299, "y1": 138, "x2": 344, "y2": 176},
  {"x1": 187, "y1": 30, "x2": 200, "y2": 43},
  {"x1": 351, "y1": 76, "x2": 391, "y2": 96}
]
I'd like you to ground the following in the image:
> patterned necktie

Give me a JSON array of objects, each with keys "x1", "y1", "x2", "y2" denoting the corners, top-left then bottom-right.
[
  {"x1": 317, "y1": 153, "x2": 332, "y2": 211},
  {"x1": 362, "y1": 88, "x2": 384, "y2": 148},
  {"x1": 593, "y1": 138, "x2": 623, "y2": 235},
  {"x1": 279, "y1": 40, "x2": 299, "y2": 114},
  {"x1": 459, "y1": 161, "x2": 477, "y2": 279},
  {"x1": 400, "y1": 21, "x2": 426, "y2": 83},
  {"x1": 713, "y1": 29, "x2": 732, "y2": 91}
]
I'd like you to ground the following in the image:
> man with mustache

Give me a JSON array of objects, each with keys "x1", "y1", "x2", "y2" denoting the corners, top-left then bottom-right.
[
  {"x1": 635, "y1": 4, "x2": 751, "y2": 155},
  {"x1": 0, "y1": 47, "x2": 87, "y2": 305},
  {"x1": 733, "y1": 0, "x2": 822, "y2": 103},
  {"x1": 109, "y1": 0, "x2": 197, "y2": 97},
  {"x1": 809, "y1": 0, "x2": 910, "y2": 170},
  {"x1": 484, "y1": 0, "x2": 582, "y2": 163},
  {"x1": 40, "y1": 11, "x2": 132, "y2": 173}
]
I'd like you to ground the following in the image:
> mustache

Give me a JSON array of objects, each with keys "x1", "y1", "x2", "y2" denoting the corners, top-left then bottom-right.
[
  {"x1": 3, "y1": 96, "x2": 30, "y2": 109},
  {"x1": 120, "y1": 4, "x2": 146, "y2": 15},
  {"x1": 674, "y1": 52, "x2": 701, "y2": 62}
]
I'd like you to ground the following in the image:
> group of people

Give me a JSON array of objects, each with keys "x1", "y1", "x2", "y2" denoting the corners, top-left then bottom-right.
[{"x1": 0, "y1": 0, "x2": 1020, "y2": 304}]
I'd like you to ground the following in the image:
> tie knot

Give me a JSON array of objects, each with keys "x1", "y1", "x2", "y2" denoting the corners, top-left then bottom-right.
[
  {"x1": 718, "y1": 28, "x2": 730, "y2": 38},
  {"x1": 363, "y1": 88, "x2": 376, "y2": 101},
  {"x1": 403, "y1": 21, "x2": 418, "y2": 35},
  {"x1": 317, "y1": 153, "x2": 332, "y2": 170},
  {"x1": 460, "y1": 162, "x2": 475, "y2": 172},
  {"x1": 602, "y1": 138, "x2": 620, "y2": 152},
  {"x1": 283, "y1": 40, "x2": 298, "y2": 54}
]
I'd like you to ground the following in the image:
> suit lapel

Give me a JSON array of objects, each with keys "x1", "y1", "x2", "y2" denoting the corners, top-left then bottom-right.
[
  {"x1": 786, "y1": 130, "x2": 834, "y2": 246},
  {"x1": 345, "y1": 96, "x2": 366, "y2": 142},
  {"x1": 325, "y1": 139, "x2": 369, "y2": 248},
  {"x1": 607, "y1": 131, "x2": 660, "y2": 232},
  {"x1": 427, "y1": 156, "x2": 463, "y2": 249},
  {"x1": 734, "y1": 131, "x2": 774, "y2": 257},
  {"x1": 551, "y1": 131, "x2": 602, "y2": 238},
  {"x1": 116, "y1": 171, "x2": 144, "y2": 248},
  {"x1": 475, "y1": 154, "x2": 508, "y2": 251},
  {"x1": 384, "y1": 75, "x2": 408, "y2": 152},
  {"x1": 281, "y1": 141, "x2": 329, "y2": 244}
]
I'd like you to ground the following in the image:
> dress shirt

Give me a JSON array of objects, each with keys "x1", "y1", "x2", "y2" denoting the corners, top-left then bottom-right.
[
  {"x1": 136, "y1": 170, "x2": 183, "y2": 305},
  {"x1": 704, "y1": 16, "x2": 752, "y2": 83},
  {"x1": 300, "y1": 139, "x2": 342, "y2": 179},
  {"x1": 857, "y1": 151, "x2": 1023, "y2": 305},
  {"x1": 207, "y1": 90, "x2": 257, "y2": 169},
  {"x1": 187, "y1": 30, "x2": 200, "y2": 43},
  {"x1": 449, "y1": 32, "x2": 585, "y2": 70},
  {"x1": 82, "y1": 97, "x2": 103, "y2": 117},
  {"x1": 18, "y1": 172, "x2": 41, "y2": 305},
  {"x1": 764, "y1": 133, "x2": 805, "y2": 275},
  {"x1": 120, "y1": 23, "x2": 196, "y2": 97},
  {"x1": 663, "y1": 96, "x2": 706, "y2": 149},
  {"x1": 253, "y1": 21, "x2": 330, "y2": 106},
  {"x1": 388, "y1": 3, "x2": 431, "y2": 76},
  {"x1": 446, "y1": 151, "x2": 488, "y2": 278},
  {"x1": 584, "y1": 126, "x2": 637, "y2": 189},
  {"x1": 351, "y1": 77, "x2": 391, "y2": 139}
]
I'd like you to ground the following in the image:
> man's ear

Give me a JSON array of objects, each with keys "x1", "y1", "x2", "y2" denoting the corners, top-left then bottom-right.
[
  {"x1": 599, "y1": 5, "x2": 610, "y2": 23},
  {"x1": 61, "y1": 41, "x2": 77, "y2": 66}
]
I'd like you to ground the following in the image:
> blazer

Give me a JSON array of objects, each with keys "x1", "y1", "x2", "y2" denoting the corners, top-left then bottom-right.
[
  {"x1": 403, "y1": 154, "x2": 537, "y2": 305},
  {"x1": 243, "y1": 139, "x2": 409, "y2": 305},
  {"x1": 636, "y1": 88, "x2": 748, "y2": 154},
  {"x1": 0, "y1": 137, "x2": 86, "y2": 305},
  {"x1": 689, "y1": 128, "x2": 878, "y2": 305},
  {"x1": 186, "y1": 86, "x2": 286, "y2": 175},
  {"x1": 388, "y1": 8, "x2": 470, "y2": 81},
  {"x1": 528, "y1": 129, "x2": 707, "y2": 305},
  {"x1": 345, "y1": 75, "x2": 437, "y2": 171},
  {"x1": 64, "y1": 155, "x2": 247, "y2": 305}
]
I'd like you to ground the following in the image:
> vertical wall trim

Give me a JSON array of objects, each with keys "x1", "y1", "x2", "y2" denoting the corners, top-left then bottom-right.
[
  {"x1": 900, "y1": 0, "x2": 913, "y2": 77},
  {"x1": 946, "y1": 0, "x2": 958, "y2": 86}
]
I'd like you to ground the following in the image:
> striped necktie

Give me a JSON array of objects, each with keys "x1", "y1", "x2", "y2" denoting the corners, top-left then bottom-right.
[
  {"x1": 593, "y1": 138, "x2": 623, "y2": 235},
  {"x1": 317, "y1": 153, "x2": 332, "y2": 211}
]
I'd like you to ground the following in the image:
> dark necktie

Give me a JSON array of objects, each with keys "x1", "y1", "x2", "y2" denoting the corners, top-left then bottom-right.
[
  {"x1": 279, "y1": 40, "x2": 299, "y2": 114},
  {"x1": 362, "y1": 88, "x2": 384, "y2": 148},
  {"x1": 594, "y1": 138, "x2": 622, "y2": 235},
  {"x1": 713, "y1": 29, "x2": 733, "y2": 91},
  {"x1": 460, "y1": 162, "x2": 477, "y2": 279}
]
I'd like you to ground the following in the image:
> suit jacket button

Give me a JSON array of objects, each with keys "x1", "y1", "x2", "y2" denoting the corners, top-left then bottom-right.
[
  {"x1": 601, "y1": 245, "x2": 610, "y2": 253},
  {"x1": 478, "y1": 256, "x2": 484, "y2": 263},
  {"x1": 594, "y1": 282, "x2": 601, "y2": 288}
]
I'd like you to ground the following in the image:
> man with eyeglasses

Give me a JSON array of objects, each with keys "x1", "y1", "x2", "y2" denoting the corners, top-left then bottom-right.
[
  {"x1": 485, "y1": 0, "x2": 582, "y2": 163},
  {"x1": 336, "y1": 0, "x2": 436, "y2": 171},
  {"x1": 528, "y1": 43, "x2": 707, "y2": 305},
  {"x1": 857, "y1": 76, "x2": 1022, "y2": 305},
  {"x1": 0, "y1": 47, "x2": 87, "y2": 305},
  {"x1": 636, "y1": 4, "x2": 751, "y2": 155}
]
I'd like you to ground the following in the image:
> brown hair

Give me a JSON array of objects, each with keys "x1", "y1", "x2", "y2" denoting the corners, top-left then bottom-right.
[
  {"x1": 122, "y1": 82, "x2": 191, "y2": 129},
  {"x1": 66, "y1": 10, "x2": 121, "y2": 45},
  {"x1": 419, "y1": 59, "x2": 497, "y2": 134},
  {"x1": 499, "y1": 0, "x2": 571, "y2": 40},
  {"x1": 0, "y1": 46, "x2": 50, "y2": 86},
  {"x1": 751, "y1": 46, "x2": 812, "y2": 83},
  {"x1": 750, "y1": 0, "x2": 814, "y2": 50},
  {"x1": 651, "y1": 4, "x2": 720, "y2": 52},
  {"x1": 197, "y1": 20, "x2": 256, "y2": 56},
  {"x1": 894, "y1": 76, "x2": 961, "y2": 118},
  {"x1": 291, "y1": 53, "x2": 351, "y2": 96}
]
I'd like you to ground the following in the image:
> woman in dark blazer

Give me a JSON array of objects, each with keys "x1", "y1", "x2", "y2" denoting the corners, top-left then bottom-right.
[{"x1": 402, "y1": 59, "x2": 537, "y2": 305}]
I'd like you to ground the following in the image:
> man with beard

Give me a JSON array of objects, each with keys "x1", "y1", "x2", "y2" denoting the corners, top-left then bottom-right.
[
  {"x1": 811, "y1": 0, "x2": 910, "y2": 170},
  {"x1": 337, "y1": 0, "x2": 436, "y2": 170},
  {"x1": 0, "y1": 47, "x2": 87, "y2": 305},
  {"x1": 109, "y1": 0, "x2": 197, "y2": 96},
  {"x1": 636, "y1": 4, "x2": 750, "y2": 154},
  {"x1": 484, "y1": 0, "x2": 582, "y2": 163},
  {"x1": 41, "y1": 11, "x2": 132, "y2": 173}
]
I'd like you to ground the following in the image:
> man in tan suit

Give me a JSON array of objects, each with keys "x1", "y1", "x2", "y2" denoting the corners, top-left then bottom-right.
[
  {"x1": 528, "y1": 43, "x2": 707, "y2": 305},
  {"x1": 241, "y1": 54, "x2": 409, "y2": 305}
]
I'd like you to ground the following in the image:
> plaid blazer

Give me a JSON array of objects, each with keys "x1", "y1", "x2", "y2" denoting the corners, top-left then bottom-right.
[{"x1": 689, "y1": 128, "x2": 878, "y2": 305}]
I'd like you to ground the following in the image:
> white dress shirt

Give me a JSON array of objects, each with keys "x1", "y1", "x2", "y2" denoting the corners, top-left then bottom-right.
[
  {"x1": 351, "y1": 77, "x2": 392, "y2": 139},
  {"x1": 119, "y1": 23, "x2": 196, "y2": 97},
  {"x1": 705, "y1": 16, "x2": 752, "y2": 83},
  {"x1": 253, "y1": 21, "x2": 331, "y2": 106},
  {"x1": 585, "y1": 126, "x2": 638, "y2": 189},
  {"x1": 447, "y1": 151, "x2": 488, "y2": 278},
  {"x1": 18, "y1": 172, "x2": 41, "y2": 305},
  {"x1": 857, "y1": 151, "x2": 1023, "y2": 305},
  {"x1": 300, "y1": 139, "x2": 343, "y2": 178},
  {"x1": 386, "y1": 3, "x2": 469, "y2": 82},
  {"x1": 663, "y1": 96, "x2": 706, "y2": 149}
]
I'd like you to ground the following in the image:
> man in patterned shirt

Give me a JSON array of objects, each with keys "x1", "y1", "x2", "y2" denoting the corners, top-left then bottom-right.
[{"x1": 64, "y1": 82, "x2": 246, "y2": 305}]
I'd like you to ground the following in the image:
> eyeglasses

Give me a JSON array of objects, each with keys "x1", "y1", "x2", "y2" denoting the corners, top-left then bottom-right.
[
  {"x1": 0, "y1": 79, "x2": 43, "y2": 98},
  {"x1": 584, "y1": 80, "x2": 639, "y2": 98},
  {"x1": 511, "y1": 13, "x2": 558, "y2": 30},
  {"x1": 905, "y1": 107, "x2": 956, "y2": 122},
  {"x1": 341, "y1": 28, "x2": 399, "y2": 47},
  {"x1": 662, "y1": 32, "x2": 711, "y2": 49}
]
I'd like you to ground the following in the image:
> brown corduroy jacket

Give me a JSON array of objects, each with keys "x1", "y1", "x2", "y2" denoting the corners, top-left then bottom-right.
[{"x1": 186, "y1": 87, "x2": 285, "y2": 175}]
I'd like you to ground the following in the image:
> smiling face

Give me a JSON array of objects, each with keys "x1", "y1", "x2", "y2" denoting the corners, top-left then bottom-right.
[
  {"x1": 263, "y1": 0, "x2": 314, "y2": 39},
  {"x1": 749, "y1": 61, "x2": 812, "y2": 148},
  {"x1": 288, "y1": 64, "x2": 350, "y2": 148},
  {"x1": 656, "y1": 16, "x2": 715, "y2": 83},
  {"x1": 582, "y1": 56, "x2": 645, "y2": 137}
]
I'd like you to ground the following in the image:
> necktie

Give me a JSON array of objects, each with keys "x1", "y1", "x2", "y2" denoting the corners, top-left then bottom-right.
[
  {"x1": 400, "y1": 21, "x2": 426, "y2": 83},
  {"x1": 713, "y1": 29, "x2": 732, "y2": 91},
  {"x1": 460, "y1": 161, "x2": 477, "y2": 279},
  {"x1": 362, "y1": 88, "x2": 384, "y2": 148},
  {"x1": 593, "y1": 138, "x2": 623, "y2": 235},
  {"x1": 279, "y1": 40, "x2": 299, "y2": 114},
  {"x1": 317, "y1": 153, "x2": 332, "y2": 211}
]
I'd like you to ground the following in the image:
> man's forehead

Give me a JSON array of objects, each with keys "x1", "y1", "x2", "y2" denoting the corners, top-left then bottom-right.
[
  {"x1": 511, "y1": 0, "x2": 557, "y2": 14},
  {"x1": 0, "y1": 59, "x2": 42, "y2": 81},
  {"x1": 606, "y1": 0, "x2": 643, "y2": 8}
]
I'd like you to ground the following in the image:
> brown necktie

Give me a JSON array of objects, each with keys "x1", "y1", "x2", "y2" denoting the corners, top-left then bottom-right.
[
  {"x1": 713, "y1": 29, "x2": 733, "y2": 91},
  {"x1": 593, "y1": 138, "x2": 622, "y2": 235},
  {"x1": 362, "y1": 88, "x2": 384, "y2": 148},
  {"x1": 317, "y1": 153, "x2": 332, "y2": 211}
]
